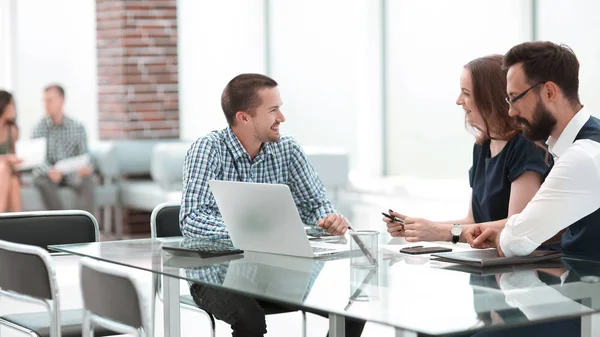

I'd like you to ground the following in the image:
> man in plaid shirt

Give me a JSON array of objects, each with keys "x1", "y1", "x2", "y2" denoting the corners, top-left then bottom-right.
[
  {"x1": 180, "y1": 74, "x2": 364, "y2": 337},
  {"x1": 32, "y1": 84, "x2": 94, "y2": 213}
]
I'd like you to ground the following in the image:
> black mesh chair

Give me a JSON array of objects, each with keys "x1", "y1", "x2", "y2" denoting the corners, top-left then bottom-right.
[
  {"x1": 0, "y1": 210, "x2": 114, "y2": 337},
  {"x1": 0, "y1": 210, "x2": 99, "y2": 251},
  {"x1": 151, "y1": 202, "x2": 217, "y2": 337},
  {"x1": 80, "y1": 257, "x2": 151, "y2": 337},
  {"x1": 151, "y1": 202, "x2": 308, "y2": 337}
]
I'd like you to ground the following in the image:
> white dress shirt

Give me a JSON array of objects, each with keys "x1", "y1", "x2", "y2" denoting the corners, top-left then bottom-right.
[{"x1": 500, "y1": 107, "x2": 600, "y2": 257}]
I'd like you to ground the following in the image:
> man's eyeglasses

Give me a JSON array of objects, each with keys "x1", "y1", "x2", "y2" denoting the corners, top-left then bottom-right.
[{"x1": 505, "y1": 82, "x2": 545, "y2": 108}]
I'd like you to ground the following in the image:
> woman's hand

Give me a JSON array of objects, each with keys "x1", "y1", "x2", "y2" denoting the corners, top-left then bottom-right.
[
  {"x1": 1, "y1": 154, "x2": 22, "y2": 166},
  {"x1": 384, "y1": 209, "x2": 406, "y2": 237},
  {"x1": 403, "y1": 217, "x2": 449, "y2": 242},
  {"x1": 384, "y1": 210, "x2": 449, "y2": 242}
]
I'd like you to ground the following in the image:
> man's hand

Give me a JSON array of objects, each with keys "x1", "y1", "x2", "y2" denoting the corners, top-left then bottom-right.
[
  {"x1": 48, "y1": 168, "x2": 63, "y2": 184},
  {"x1": 465, "y1": 224, "x2": 502, "y2": 251},
  {"x1": 317, "y1": 214, "x2": 347, "y2": 236},
  {"x1": 77, "y1": 164, "x2": 94, "y2": 177},
  {"x1": 384, "y1": 210, "x2": 406, "y2": 237}
]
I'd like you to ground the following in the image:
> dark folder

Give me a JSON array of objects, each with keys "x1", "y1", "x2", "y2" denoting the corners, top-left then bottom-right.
[{"x1": 431, "y1": 249, "x2": 563, "y2": 267}]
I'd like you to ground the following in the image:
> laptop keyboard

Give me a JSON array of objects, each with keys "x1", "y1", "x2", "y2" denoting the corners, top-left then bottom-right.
[{"x1": 312, "y1": 247, "x2": 336, "y2": 253}]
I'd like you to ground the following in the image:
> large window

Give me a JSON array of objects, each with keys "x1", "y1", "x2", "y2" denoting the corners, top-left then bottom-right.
[
  {"x1": 268, "y1": 0, "x2": 382, "y2": 176},
  {"x1": 384, "y1": 0, "x2": 532, "y2": 178},
  {"x1": 537, "y1": 0, "x2": 600, "y2": 115},
  {"x1": 178, "y1": 1, "x2": 535, "y2": 179}
]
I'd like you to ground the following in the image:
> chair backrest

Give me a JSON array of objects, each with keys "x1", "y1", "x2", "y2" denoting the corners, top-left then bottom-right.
[
  {"x1": 0, "y1": 210, "x2": 99, "y2": 251},
  {"x1": 80, "y1": 258, "x2": 148, "y2": 335},
  {"x1": 150, "y1": 202, "x2": 181, "y2": 238},
  {"x1": 0, "y1": 239, "x2": 57, "y2": 303}
]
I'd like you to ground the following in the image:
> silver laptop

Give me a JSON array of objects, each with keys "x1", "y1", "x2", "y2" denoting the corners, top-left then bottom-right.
[{"x1": 208, "y1": 180, "x2": 350, "y2": 258}]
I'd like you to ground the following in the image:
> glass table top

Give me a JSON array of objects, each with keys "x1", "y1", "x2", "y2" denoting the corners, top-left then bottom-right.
[{"x1": 50, "y1": 237, "x2": 600, "y2": 335}]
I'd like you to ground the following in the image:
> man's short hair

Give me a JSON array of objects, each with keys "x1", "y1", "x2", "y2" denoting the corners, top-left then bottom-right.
[
  {"x1": 44, "y1": 84, "x2": 65, "y2": 98},
  {"x1": 221, "y1": 74, "x2": 278, "y2": 126},
  {"x1": 503, "y1": 41, "x2": 580, "y2": 104}
]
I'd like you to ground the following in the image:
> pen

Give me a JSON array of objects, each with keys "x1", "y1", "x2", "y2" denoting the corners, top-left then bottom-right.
[
  {"x1": 346, "y1": 224, "x2": 378, "y2": 266},
  {"x1": 344, "y1": 267, "x2": 377, "y2": 311}
]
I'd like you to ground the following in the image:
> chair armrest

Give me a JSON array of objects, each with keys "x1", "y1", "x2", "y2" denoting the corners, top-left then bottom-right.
[
  {"x1": 89, "y1": 141, "x2": 119, "y2": 181},
  {"x1": 151, "y1": 142, "x2": 192, "y2": 190}
]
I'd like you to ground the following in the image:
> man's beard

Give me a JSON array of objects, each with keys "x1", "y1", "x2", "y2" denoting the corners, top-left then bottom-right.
[
  {"x1": 254, "y1": 124, "x2": 280, "y2": 143},
  {"x1": 516, "y1": 99, "x2": 557, "y2": 141}
]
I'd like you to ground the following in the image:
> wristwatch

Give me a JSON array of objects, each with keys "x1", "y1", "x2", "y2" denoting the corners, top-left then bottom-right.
[{"x1": 451, "y1": 224, "x2": 462, "y2": 244}]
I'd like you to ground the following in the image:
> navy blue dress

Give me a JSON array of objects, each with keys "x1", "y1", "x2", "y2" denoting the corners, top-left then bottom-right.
[{"x1": 469, "y1": 133, "x2": 553, "y2": 224}]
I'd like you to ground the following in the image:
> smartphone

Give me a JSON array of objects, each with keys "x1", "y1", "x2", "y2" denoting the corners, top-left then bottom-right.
[
  {"x1": 400, "y1": 246, "x2": 452, "y2": 255},
  {"x1": 382, "y1": 212, "x2": 404, "y2": 224}
]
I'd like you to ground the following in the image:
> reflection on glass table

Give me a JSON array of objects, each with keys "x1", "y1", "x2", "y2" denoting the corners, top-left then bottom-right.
[{"x1": 48, "y1": 238, "x2": 600, "y2": 337}]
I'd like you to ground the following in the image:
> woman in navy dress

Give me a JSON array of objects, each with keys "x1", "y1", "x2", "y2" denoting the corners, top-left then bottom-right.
[{"x1": 384, "y1": 55, "x2": 553, "y2": 243}]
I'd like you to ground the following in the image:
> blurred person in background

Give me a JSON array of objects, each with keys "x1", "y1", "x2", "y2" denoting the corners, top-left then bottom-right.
[
  {"x1": 0, "y1": 90, "x2": 22, "y2": 213},
  {"x1": 32, "y1": 84, "x2": 94, "y2": 213}
]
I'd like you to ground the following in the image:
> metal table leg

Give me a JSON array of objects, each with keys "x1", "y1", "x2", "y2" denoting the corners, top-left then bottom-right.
[
  {"x1": 163, "y1": 274, "x2": 181, "y2": 337},
  {"x1": 329, "y1": 313, "x2": 345, "y2": 337}
]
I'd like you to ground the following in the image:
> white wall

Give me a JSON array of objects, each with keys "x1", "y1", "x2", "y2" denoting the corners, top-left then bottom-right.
[
  {"x1": 537, "y1": 0, "x2": 600, "y2": 116},
  {"x1": 385, "y1": 0, "x2": 532, "y2": 179},
  {"x1": 0, "y1": 3, "x2": 6, "y2": 89},
  {"x1": 13, "y1": 0, "x2": 98, "y2": 140},
  {"x1": 177, "y1": 0, "x2": 266, "y2": 141},
  {"x1": 0, "y1": 0, "x2": 15, "y2": 90}
]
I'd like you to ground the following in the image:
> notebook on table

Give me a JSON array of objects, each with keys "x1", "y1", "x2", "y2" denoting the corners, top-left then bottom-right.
[
  {"x1": 437, "y1": 259, "x2": 565, "y2": 276},
  {"x1": 431, "y1": 249, "x2": 563, "y2": 267}
]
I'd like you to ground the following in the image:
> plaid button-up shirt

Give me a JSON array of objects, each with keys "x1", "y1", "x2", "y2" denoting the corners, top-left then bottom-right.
[
  {"x1": 180, "y1": 127, "x2": 338, "y2": 239},
  {"x1": 31, "y1": 116, "x2": 89, "y2": 177}
]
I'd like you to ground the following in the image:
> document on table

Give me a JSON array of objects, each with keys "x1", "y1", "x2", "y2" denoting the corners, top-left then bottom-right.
[
  {"x1": 15, "y1": 138, "x2": 46, "y2": 170},
  {"x1": 54, "y1": 154, "x2": 91, "y2": 174}
]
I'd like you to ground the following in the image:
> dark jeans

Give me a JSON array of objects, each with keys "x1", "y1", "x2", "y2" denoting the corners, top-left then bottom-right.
[
  {"x1": 190, "y1": 284, "x2": 366, "y2": 337},
  {"x1": 33, "y1": 175, "x2": 94, "y2": 213}
]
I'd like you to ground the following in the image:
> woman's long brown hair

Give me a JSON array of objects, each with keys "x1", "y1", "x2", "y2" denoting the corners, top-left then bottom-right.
[{"x1": 465, "y1": 55, "x2": 521, "y2": 143}]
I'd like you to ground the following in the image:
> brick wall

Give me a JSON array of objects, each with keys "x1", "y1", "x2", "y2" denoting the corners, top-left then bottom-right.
[
  {"x1": 96, "y1": 0, "x2": 179, "y2": 140},
  {"x1": 96, "y1": 0, "x2": 179, "y2": 235}
]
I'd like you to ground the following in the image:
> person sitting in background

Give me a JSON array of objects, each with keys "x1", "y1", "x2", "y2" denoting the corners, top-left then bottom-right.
[
  {"x1": 0, "y1": 90, "x2": 22, "y2": 213},
  {"x1": 32, "y1": 84, "x2": 94, "y2": 213},
  {"x1": 180, "y1": 73, "x2": 365, "y2": 337},
  {"x1": 384, "y1": 55, "x2": 553, "y2": 245}
]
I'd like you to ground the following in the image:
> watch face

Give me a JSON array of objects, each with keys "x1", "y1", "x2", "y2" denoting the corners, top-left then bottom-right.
[{"x1": 451, "y1": 225, "x2": 462, "y2": 236}]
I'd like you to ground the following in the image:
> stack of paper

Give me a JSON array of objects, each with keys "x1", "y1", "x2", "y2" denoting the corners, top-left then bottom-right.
[
  {"x1": 15, "y1": 138, "x2": 46, "y2": 170},
  {"x1": 54, "y1": 154, "x2": 91, "y2": 173}
]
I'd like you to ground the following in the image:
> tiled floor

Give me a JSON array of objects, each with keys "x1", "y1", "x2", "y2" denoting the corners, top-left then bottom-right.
[{"x1": 0, "y1": 184, "x2": 470, "y2": 336}]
